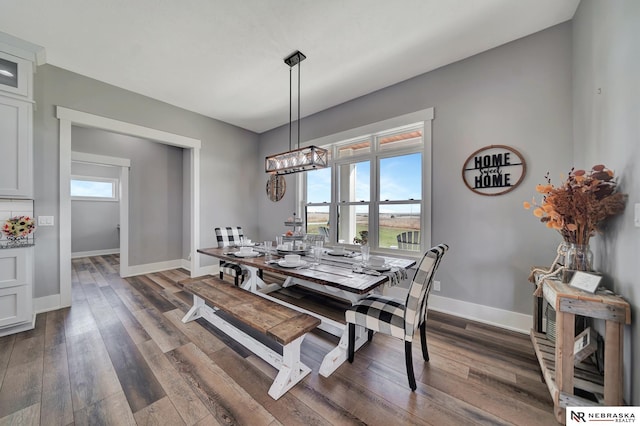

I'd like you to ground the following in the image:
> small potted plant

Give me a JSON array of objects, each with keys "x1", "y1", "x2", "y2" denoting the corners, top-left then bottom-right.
[{"x1": 353, "y1": 230, "x2": 368, "y2": 246}]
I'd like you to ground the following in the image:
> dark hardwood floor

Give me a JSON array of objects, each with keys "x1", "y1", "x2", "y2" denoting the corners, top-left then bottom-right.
[{"x1": 0, "y1": 255, "x2": 557, "y2": 425}]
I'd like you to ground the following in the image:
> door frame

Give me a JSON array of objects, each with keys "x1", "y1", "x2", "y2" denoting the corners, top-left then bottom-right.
[
  {"x1": 70, "y1": 151, "x2": 130, "y2": 269},
  {"x1": 57, "y1": 106, "x2": 202, "y2": 307}
]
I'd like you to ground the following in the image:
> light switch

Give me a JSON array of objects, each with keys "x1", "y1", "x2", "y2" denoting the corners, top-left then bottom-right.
[
  {"x1": 635, "y1": 203, "x2": 640, "y2": 228},
  {"x1": 38, "y1": 216, "x2": 55, "y2": 226}
]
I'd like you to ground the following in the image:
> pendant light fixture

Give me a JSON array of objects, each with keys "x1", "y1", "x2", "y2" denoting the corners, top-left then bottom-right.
[{"x1": 265, "y1": 50, "x2": 329, "y2": 175}]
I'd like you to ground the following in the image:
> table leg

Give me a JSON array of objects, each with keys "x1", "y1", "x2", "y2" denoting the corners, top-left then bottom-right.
[
  {"x1": 319, "y1": 323, "x2": 368, "y2": 377},
  {"x1": 555, "y1": 310, "x2": 575, "y2": 423},
  {"x1": 604, "y1": 320, "x2": 624, "y2": 405}
]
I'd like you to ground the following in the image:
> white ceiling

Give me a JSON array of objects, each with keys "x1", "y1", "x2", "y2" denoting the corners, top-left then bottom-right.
[{"x1": 1, "y1": 0, "x2": 579, "y2": 133}]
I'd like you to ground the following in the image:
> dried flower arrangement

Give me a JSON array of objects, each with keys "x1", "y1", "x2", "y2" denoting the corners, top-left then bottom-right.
[
  {"x1": 2, "y1": 216, "x2": 36, "y2": 239},
  {"x1": 524, "y1": 165, "x2": 627, "y2": 245}
]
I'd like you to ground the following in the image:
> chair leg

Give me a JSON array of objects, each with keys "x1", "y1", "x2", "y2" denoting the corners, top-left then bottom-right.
[
  {"x1": 234, "y1": 275, "x2": 239, "y2": 287},
  {"x1": 219, "y1": 271, "x2": 224, "y2": 280},
  {"x1": 420, "y1": 322, "x2": 429, "y2": 362},
  {"x1": 405, "y1": 341, "x2": 417, "y2": 391},
  {"x1": 347, "y1": 323, "x2": 355, "y2": 363},
  {"x1": 368, "y1": 329, "x2": 374, "y2": 342}
]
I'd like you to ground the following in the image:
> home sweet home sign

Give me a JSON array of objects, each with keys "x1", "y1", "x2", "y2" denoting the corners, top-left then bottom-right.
[{"x1": 462, "y1": 145, "x2": 526, "y2": 196}]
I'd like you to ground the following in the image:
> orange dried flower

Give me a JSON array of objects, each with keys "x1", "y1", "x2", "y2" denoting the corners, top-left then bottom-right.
[{"x1": 524, "y1": 165, "x2": 627, "y2": 244}]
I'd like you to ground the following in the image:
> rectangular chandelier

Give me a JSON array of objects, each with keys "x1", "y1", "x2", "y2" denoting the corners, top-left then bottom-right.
[{"x1": 265, "y1": 145, "x2": 329, "y2": 175}]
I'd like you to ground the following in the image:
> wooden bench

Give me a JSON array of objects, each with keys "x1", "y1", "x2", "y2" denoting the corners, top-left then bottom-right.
[{"x1": 178, "y1": 277, "x2": 320, "y2": 400}]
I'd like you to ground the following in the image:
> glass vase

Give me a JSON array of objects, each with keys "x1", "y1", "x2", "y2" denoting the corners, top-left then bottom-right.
[{"x1": 563, "y1": 243, "x2": 593, "y2": 282}]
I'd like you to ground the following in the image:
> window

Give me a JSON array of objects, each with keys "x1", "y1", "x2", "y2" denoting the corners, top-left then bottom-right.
[
  {"x1": 70, "y1": 175, "x2": 119, "y2": 201},
  {"x1": 301, "y1": 108, "x2": 433, "y2": 255}
]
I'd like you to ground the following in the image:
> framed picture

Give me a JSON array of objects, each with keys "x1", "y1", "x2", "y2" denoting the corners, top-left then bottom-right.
[
  {"x1": 569, "y1": 271, "x2": 602, "y2": 293},
  {"x1": 0, "y1": 51, "x2": 32, "y2": 98}
]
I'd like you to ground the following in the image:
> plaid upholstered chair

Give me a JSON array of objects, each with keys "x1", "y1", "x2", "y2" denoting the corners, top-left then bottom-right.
[
  {"x1": 214, "y1": 227, "x2": 249, "y2": 286},
  {"x1": 346, "y1": 244, "x2": 448, "y2": 390}
]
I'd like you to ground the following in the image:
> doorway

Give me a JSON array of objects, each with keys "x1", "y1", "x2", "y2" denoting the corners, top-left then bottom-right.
[{"x1": 58, "y1": 107, "x2": 202, "y2": 308}]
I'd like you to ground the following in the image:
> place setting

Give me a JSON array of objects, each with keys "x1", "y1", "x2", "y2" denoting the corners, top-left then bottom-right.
[
  {"x1": 228, "y1": 243, "x2": 263, "y2": 258},
  {"x1": 274, "y1": 254, "x2": 308, "y2": 269}
]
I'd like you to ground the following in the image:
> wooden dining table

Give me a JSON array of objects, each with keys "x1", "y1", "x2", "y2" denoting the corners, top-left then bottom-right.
[{"x1": 197, "y1": 246, "x2": 417, "y2": 377}]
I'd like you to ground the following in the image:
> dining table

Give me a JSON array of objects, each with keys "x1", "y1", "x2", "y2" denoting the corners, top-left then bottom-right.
[{"x1": 197, "y1": 245, "x2": 417, "y2": 377}]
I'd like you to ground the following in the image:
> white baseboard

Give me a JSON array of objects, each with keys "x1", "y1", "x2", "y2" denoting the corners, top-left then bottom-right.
[
  {"x1": 428, "y1": 294, "x2": 532, "y2": 334},
  {"x1": 123, "y1": 259, "x2": 185, "y2": 277},
  {"x1": 72, "y1": 248, "x2": 120, "y2": 259},
  {"x1": 177, "y1": 259, "x2": 218, "y2": 278},
  {"x1": 34, "y1": 294, "x2": 63, "y2": 313}
]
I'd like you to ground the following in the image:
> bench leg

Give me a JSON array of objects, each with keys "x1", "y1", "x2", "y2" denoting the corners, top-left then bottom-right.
[
  {"x1": 181, "y1": 295, "x2": 205, "y2": 323},
  {"x1": 268, "y1": 335, "x2": 311, "y2": 400}
]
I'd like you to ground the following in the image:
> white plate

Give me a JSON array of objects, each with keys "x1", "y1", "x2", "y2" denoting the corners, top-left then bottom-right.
[
  {"x1": 364, "y1": 263, "x2": 391, "y2": 272},
  {"x1": 278, "y1": 260, "x2": 307, "y2": 268},
  {"x1": 234, "y1": 251, "x2": 259, "y2": 257}
]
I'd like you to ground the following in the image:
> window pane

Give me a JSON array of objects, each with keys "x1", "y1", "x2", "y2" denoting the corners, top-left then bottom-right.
[
  {"x1": 338, "y1": 160, "x2": 370, "y2": 202},
  {"x1": 380, "y1": 153, "x2": 421, "y2": 201},
  {"x1": 337, "y1": 139, "x2": 370, "y2": 158},
  {"x1": 70, "y1": 180, "x2": 115, "y2": 198},
  {"x1": 379, "y1": 129, "x2": 422, "y2": 151},
  {"x1": 0, "y1": 57, "x2": 18, "y2": 88},
  {"x1": 337, "y1": 204, "x2": 368, "y2": 245},
  {"x1": 306, "y1": 167, "x2": 331, "y2": 203},
  {"x1": 379, "y1": 204, "x2": 420, "y2": 250},
  {"x1": 306, "y1": 205, "x2": 330, "y2": 236}
]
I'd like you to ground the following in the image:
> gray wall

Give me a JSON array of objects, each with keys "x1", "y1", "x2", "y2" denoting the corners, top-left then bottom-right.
[
  {"x1": 32, "y1": 64, "x2": 259, "y2": 298},
  {"x1": 572, "y1": 0, "x2": 639, "y2": 405},
  {"x1": 258, "y1": 23, "x2": 573, "y2": 316},
  {"x1": 70, "y1": 161, "x2": 120, "y2": 254},
  {"x1": 72, "y1": 127, "x2": 184, "y2": 265}
]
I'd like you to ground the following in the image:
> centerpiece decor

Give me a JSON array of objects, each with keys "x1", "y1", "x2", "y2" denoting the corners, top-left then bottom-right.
[
  {"x1": 353, "y1": 230, "x2": 368, "y2": 246},
  {"x1": 2, "y1": 215, "x2": 36, "y2": 246},
  {"x1": 525, "y1": 165, "x2": 626, "y2": 286}
]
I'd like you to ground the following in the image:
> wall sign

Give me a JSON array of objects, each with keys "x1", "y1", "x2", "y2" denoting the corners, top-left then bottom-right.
[
  {"x1": 462, "y1": 145, "x2": 526, "y2": 196},
  {"x1": 266, "y1": 174, "x2": 286, "y2": 202}
]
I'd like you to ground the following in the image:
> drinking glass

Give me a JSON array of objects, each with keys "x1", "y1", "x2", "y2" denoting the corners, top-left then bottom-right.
[
  {"x1": 360, "y1": 245, "x2": 370, "y2": 264},
  {"x1": 263, "y1": 240, "x2": 272, "y2": 260},
  {"x1": 313, "y1": 246, "x2": 323, "y2": 265},
  {"x1": 275, "y1": 235, "x2": 283, "y2": 248}
]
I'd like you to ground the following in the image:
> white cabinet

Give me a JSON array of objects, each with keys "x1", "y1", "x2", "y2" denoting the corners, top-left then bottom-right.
[
  {"x1": 0, "y1": 96, "x2": 32, "y2": 197},
  {"x1": 0, "y1": 247, "x2": 34, "y2": 335}
]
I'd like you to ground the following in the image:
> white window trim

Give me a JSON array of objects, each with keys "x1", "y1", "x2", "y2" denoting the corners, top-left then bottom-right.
[
  {"x1": 71, "y1": 174, "x2": 119, "y2": 202},
  {"x1": 298, "y1": 108, "x2": 434, "y2": 257}
]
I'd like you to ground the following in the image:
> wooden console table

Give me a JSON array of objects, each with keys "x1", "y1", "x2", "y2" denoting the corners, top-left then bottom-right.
[{"x1": 531, "y1": 278, "x2": 630, "y2": 423}]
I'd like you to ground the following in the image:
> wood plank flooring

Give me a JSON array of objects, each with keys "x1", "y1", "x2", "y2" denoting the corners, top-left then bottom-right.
[{"x1": 0, "y1": 255, "x2": 557, "y2": 425}]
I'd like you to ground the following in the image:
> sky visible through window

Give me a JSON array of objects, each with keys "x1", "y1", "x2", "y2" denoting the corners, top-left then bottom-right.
[
  {"x1": 307, "y1": 153, "x2": 421, "y2": 213},
  {"x1": 70, "y1": 179, "x2": 115, "y2": 198}
]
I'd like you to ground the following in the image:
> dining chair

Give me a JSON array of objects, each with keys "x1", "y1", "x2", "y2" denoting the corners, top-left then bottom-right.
[
  {"x1": 396, "y1": 230, "x2": 420, "y2": 251},
  {"x1": 318, "y1": 226, "x2": 330, "y2": 240},
  {"x1": 345, "y1": 243, "x2": 448, "y2": 390},
  {"x1": 214, "y1": 226, "x2": 248, "y2": 286}
]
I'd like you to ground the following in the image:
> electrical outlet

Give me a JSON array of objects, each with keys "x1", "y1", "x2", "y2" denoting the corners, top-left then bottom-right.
[
  {"x1": 433, "y1": 280, "x2": 441, "y2": 291},
  {"x1": 635, "y1": 203, "x2": 640, "y2": 228}
]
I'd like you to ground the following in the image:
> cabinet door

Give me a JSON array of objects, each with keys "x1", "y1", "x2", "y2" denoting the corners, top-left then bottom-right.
[
  {"x1": 0, "y1": 248, "x2": 28, "y2": 288},
  {"x1": 0, "y1": 248, "x2": 33, "y2": 330},
  {"x1": 0, "y1": 284, "x2": 30, "y2": 327},
  {"x1": 0, "y1": 96, "x2": 32, "y2": 197}
]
